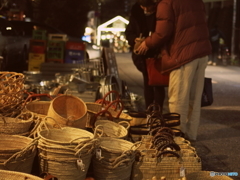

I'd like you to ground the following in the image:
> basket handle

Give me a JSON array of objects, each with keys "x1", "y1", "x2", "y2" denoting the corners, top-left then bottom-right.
[
  {"x1": 100, "y1": 90, "x2": 120, "y2": 105},
  {"x1": 156, "y1": 150, "x2": 181, "y2": 159},
  {"x1": 75, "y1": 140, "x2": 96, "y2": 156},
  {"x1": 0, "y1": 114, "x2": 6, "y2": 124},
  {"x1": 4, "y1": 138, "x2": 39, "y2": 167},
  {"x1": 40, "y1": 172, "x2": 58, "y2": 180},
  {"x1": 93, "y1": 125, "x2": 104, "y2": 138},
  {"x1": 146, "y1": 102, "x2": 161, "y2": 114},
  {"x1": 90, "y1": 109, "x2": 113, "y2": 127},
  {"x1": 118, "y1": 121, "x2": 130, "y2": 130},
  {"x1": 104, "y1": 99, "x2": 124, "y2": 118},
  {"x1": 23, "y1": 93, "x2": 53, "y2": 107}
]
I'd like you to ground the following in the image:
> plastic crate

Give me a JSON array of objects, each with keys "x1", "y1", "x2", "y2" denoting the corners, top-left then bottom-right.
[
  {"x1": 29, "y1": 39, "x2": 46, "y2": 53},
  {"x1": 48, "y1": 34, "x2": 68, "y2": 41},
  {"x1": 28, "y1": 53, "x2": 45, "y2": 62},
  {"x1": 46, "y1": 59, "x2": 64, "y2": 63},
  {"x1": 65, "y1": 41, "x2": 86, "y2": 51},
  {"x1": 64, "y1": 49, "x2": 85, "y2": 64},
  {"x1": 47, "y1": 50, "x2": 64, "y2": 60},
  {"x1": 32, "y1": 29, "x2": 47, "y2": 40}
]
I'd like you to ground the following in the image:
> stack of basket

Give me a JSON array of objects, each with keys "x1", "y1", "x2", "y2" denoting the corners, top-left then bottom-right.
[
  {"x1": 91, "y1": 137, "x2": 139, "y2": 180},
  {"x1": 37, "y1": 126, "x2": 95, "y2": 180},
  {"x1": 0, "y1": 134, "x2": 37, "y2": 173}
]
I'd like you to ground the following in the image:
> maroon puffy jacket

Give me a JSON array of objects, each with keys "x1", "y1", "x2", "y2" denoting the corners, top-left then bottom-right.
[{"x1": 145, "y1": 0, "x2": 212, "y2": 74}]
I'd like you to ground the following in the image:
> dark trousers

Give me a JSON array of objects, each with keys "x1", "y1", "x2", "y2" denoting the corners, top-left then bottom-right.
[
  {"x1": 132, "y1": 53, "x2": 166, "y2": 111},
  {"x1": 142, "y1": 64, "x2": 165, "y2": 111}
]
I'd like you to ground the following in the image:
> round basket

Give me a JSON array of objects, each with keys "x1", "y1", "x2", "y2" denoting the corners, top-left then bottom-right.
[
  {"x1": 47, "y1": 95, "x2": 87, "y2": 129},
  {"x1": 95, "y1": 137, "x2": 139, "y2": 161},
  {"x1": 94, "y1": 120, "x2": 130, "y2": 139},
  {"x1": 186, "y1": 171, "x2": 234, "y2": 179},
  {"x1": 0, "y1": 170, "x2": 44, "y2": 180},
  {"x1": 38, "y1": 126, "x2": 94, "y2": 146},
  {"x1": 38, "y1": 127, "x2": 95, "y2": 180},
  {"x1": 0, "y1": 111, "x2": 34, "y2": 135},
  {"x1": 0, "y1": 134, "x2": 37, "y2": 173},
  {"x1": 26, "y1": 100, "x2": 50, "y2": 119}
]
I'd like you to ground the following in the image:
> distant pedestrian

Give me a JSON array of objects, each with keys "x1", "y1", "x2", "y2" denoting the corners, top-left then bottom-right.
[
  {"x1": 208, "y1": 24, "x2": 226, "y2": 66},
  {"x1": 136, "y1": 0, "x2": 212, "y2": 141},
  {"x1": 125, "y1": 0, "x2": 166, "y2": 111}
]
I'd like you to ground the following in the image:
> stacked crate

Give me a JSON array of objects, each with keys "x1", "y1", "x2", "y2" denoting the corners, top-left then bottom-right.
[
  {"x1": 28, "y1": 30, "x2": 47, "y2": 71},
  {"x1": 46, "y1": 34, "x2": 68, "y2": 63},
  {"x1": 65, "y1": 41, "x2": 86, "y2": 64}
]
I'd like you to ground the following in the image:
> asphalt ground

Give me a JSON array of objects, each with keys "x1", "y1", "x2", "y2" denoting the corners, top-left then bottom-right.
[{"x1": 115, "y1": 52, "x2": 240, "y2": 180}]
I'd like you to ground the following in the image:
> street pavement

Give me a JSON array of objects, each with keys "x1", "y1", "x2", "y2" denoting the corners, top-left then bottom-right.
[{"x1": 115, "y1": 52, "x2": 240, "y2": 180}]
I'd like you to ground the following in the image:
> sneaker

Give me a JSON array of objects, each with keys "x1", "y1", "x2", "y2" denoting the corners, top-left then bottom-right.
[
  {"x1": 207, "y1": 61, "x2": 212, "y2": 65},
  {"x1": 212, "y1": 62, "x2": 217, "y2": 66}
]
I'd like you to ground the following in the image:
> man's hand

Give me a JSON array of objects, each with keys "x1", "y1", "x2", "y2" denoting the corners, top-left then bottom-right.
[{"x1": 136, "y1": 41, "x2": 149, "y2": 55}]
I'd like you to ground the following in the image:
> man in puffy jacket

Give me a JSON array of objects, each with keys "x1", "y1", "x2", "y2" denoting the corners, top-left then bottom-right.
[{"x1": 136, "y1": 0, "x2": 212, "y2": 141}]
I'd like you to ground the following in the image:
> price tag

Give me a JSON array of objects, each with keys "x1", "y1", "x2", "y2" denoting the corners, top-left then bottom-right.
[
  {"x1": 77, "y1": 159, "x2": 85, "y2": 171},
  {"x1": 96, "y1": 148, "x2": 102, "y2": 159},
  {"x1": 180, "y1": 166, "x2": 186, "y2": 177}
]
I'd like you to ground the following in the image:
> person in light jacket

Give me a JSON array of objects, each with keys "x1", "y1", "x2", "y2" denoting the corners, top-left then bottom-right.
[{"x1": 136, "y1": 0, "x2": 212, "y2": 141}]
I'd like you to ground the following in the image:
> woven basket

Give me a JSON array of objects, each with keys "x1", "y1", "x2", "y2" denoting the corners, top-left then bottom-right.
[
  {"x1": 131, "y1": 150, "x2": 202, "y2": 180},
  {"x1": 0, "y1": 134, "x2": 38, "y2": 173},
  {"x1": 0, "y1": 72, "x2": 25, "y2": 117},
  {"x1": 0, "y1": 111, "x2": 34, "y2": 135},
  {"x1": 38, "y1": 126, "x2": 94, "y2": 146},
  {"x1": 94, "y1": 137, "x2": 139, "y2": 162},
  {"x1": 38, "y1": 127, "x2": 96, "y2": 180},
  {"x1": 0, "y1": 170, "x2": 44, "y2": 180},
  {"x1": 47, "y1": 94, "x2": 88, "y2": 129},
  {"x1": 92, "y1": 156, "x2": 135, "y2": 180},
  {"x1": 186, "y1": 171, "x2": 234, "y2": 180},
  {"x1": 26, "y1": 100, "x2": 51, "y2": 119},
  {"x1": 94, "y1": 120, "x2": 130, "y2": 139},
  {"x1": 86, "y1": 100, "x2": 132, "y2": 128}
]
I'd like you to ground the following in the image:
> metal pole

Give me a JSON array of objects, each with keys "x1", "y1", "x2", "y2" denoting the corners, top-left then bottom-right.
[{"x1": 231, "y1": 0, "x2": 237, "y2": 61}]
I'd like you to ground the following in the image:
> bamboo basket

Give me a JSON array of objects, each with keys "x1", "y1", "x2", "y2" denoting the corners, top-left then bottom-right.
[
  {"x1": 0, "y1": 134, "x2": 38, "y2": 173},
  {"x1": 131, "y1": 150, "x2": 202, "y2": 180},
  {"x1": 186, "y1": 171, "x2": 234, "y2": 179},
  {"x1": 0, "y1": 170, "x2": 44, "y2": 180},
  {"x1": 94, "y1": 120, "x2": 130, "y2": 139},
  {"x1": 0, "y1": 72, "x2": 25, "y2": 117},
  {"x1": 47, "y1": 94, "x2": 88, "y2": 129},
  {"x1": 0, "y1": 111, "x2": 34, "y2": 135}
]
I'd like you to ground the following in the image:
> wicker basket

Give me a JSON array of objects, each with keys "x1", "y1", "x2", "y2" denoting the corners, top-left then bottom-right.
[
  {"x1": 131, "y1": 150, "x2": 202, "y2": 180},
  {"x1": 86, "y1": 100, "x2": 132, "y2": 128},
  {"x1": 0, "y1": 170, "x2": 44, "y2": 180},
  {"x1": 92, "y1": 137, "x2": 139, "y2": 180},
  {"x1": 0, "y1": 72, "x2": 25, "y2": 117},
  {"x1": 0, "y1": 111, "x2": 34, "y2": 135},
  {"x1": 94, "y1": 120, "x2": 130, "y2": 139},
  {"x1": 26, "y1": 100, "x2": 51, "y2": 119},
  {"x1": 0, "y1": 134, "x2": 38, "y2": 173},
  {"x1": 47, "y1": 94, "x2": 88, "y2": 129},
  {"x1": 186, "y1": 171, "x2": 234, "y2": 180},
  {"x1": 38, "y1": 127, "x2": 95, "y2": 180}
]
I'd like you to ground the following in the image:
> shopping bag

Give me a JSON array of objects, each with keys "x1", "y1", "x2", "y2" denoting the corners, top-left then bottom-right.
[
  {"x1": 201, "y1": 77, "x2": 213, "y2": 107},
  {"x1": 146, "y1": 58, "x2": 169, "y2": 86}
]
